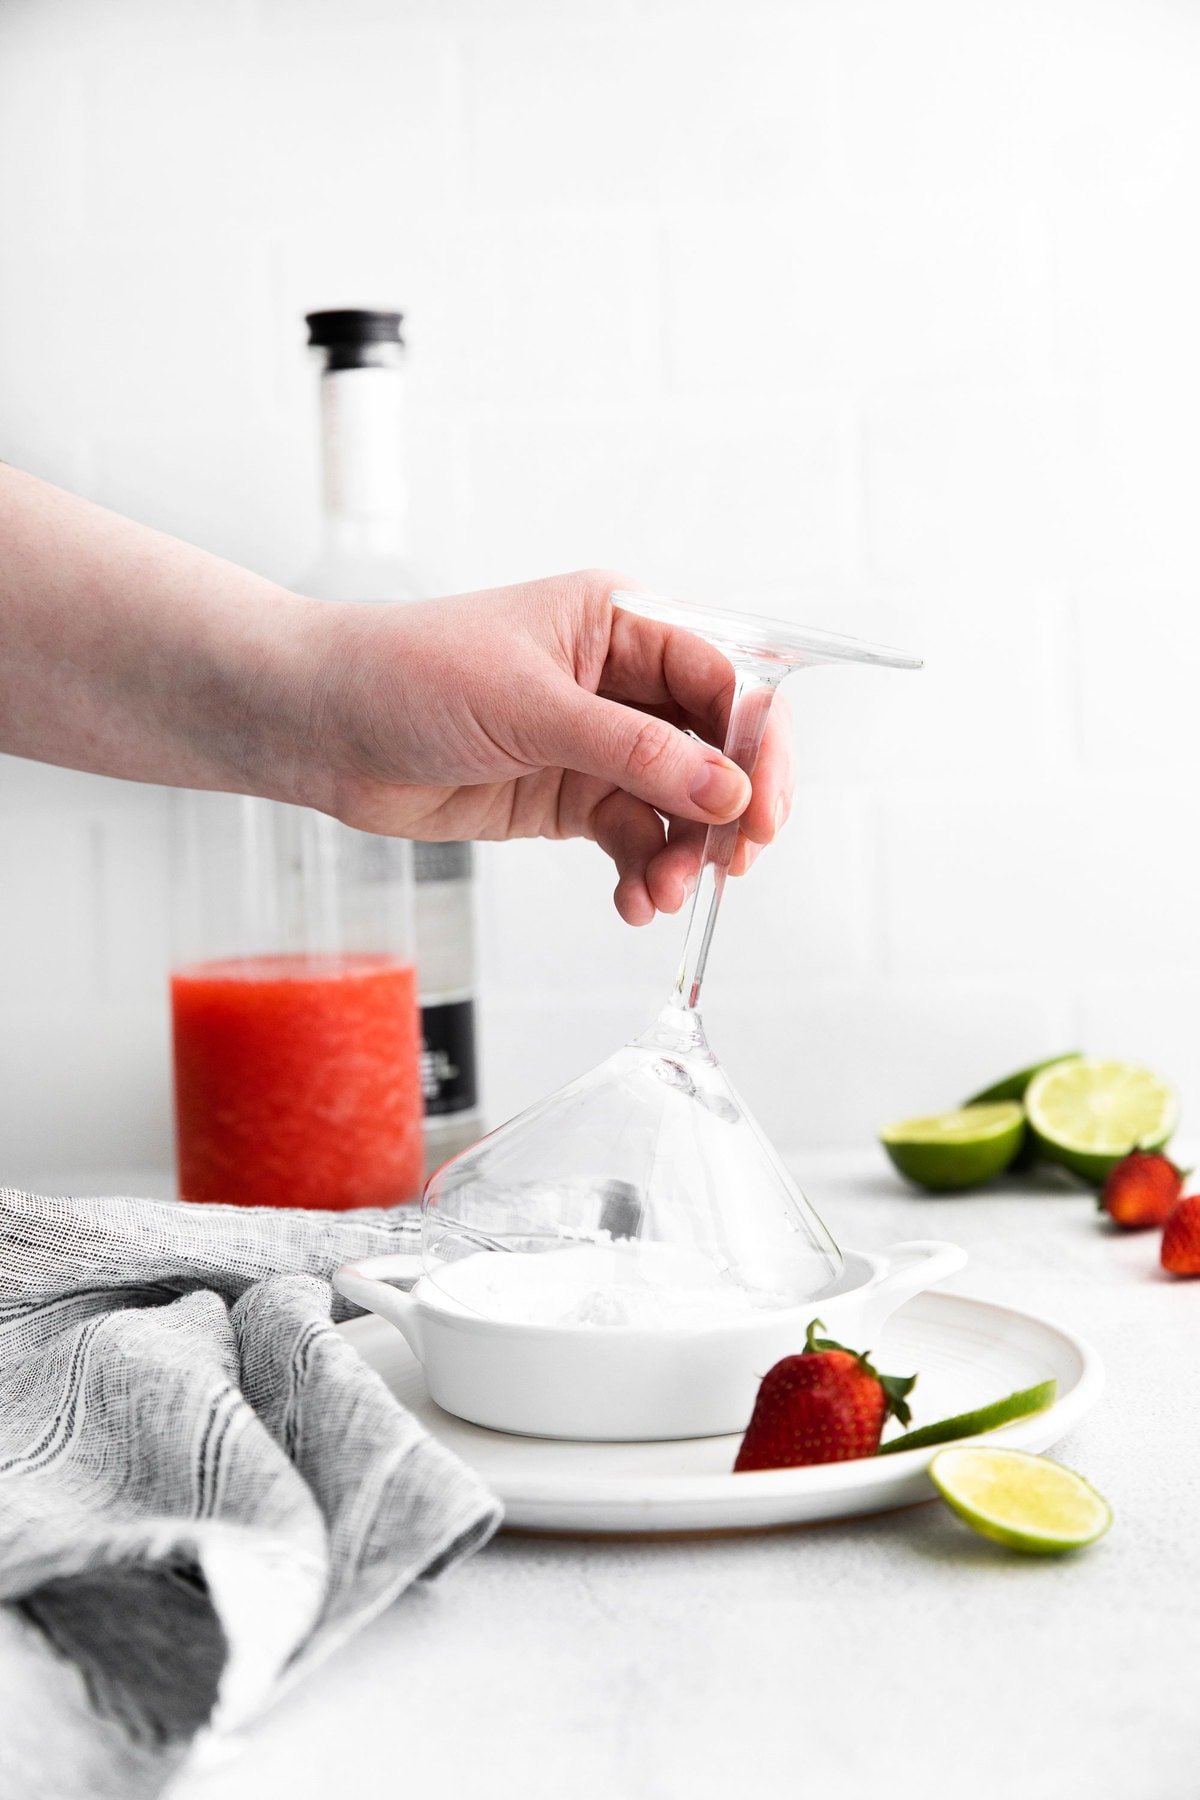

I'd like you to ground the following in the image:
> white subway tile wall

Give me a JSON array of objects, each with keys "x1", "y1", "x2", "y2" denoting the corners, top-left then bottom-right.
[{"x1": 1, "y1": 0, "x2": 1198, "y2": 1180}]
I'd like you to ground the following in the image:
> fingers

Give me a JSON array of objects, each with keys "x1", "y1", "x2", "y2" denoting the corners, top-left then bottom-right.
[
  {"x1": 603, "y1": 608, "x2": 737, "y2": 748},
  {"x1": 590, "y1": 790, "x2": 668, "y2": 925},
  {"x1": 523, "y1": 585, "x2": 798, "y2": 917},
  {"x1": 735, "y1": 689, "x2": 795, "y2": 848},
  {"x1": 644, "y1": 693, "x2": 795, "y2": 887},
  {"x1": 589, "y1": 793, "x2": 712, "y2": 926},
  {"x1": 598, "y1": 609, "x2": 794, "y2": 839},
  {"x1": 645, "y1": 818, "x2": 707, "y2": 914},
  {"x1": 729, "y1": 833, "x2": 765, "y2": 877},
  {"x1": 543, "y1": 682, "x2": 752, "y2": 826},
  {"x1": 588, "y1": 741, "x2": 793, "y2": 924}
]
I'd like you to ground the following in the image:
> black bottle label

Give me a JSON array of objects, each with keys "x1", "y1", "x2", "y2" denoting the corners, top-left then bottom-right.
[
  {"x1": 420, "y1": 997, "x2": 478, "y2": 1117},
  {"x1": 414, "y1": 842, "x2": 473, "y2": 883}
]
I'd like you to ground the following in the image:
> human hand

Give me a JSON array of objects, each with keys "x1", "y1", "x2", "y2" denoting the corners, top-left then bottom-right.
[
  {"x1": 0, "y1": 472, "x2": 790, "y2": 918},
  {"x1": 310, "y1": 570, "x2": 794, "y2": 924}
]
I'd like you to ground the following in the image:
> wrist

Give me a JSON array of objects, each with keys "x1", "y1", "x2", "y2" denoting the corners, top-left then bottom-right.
[
  {"x1": 172, "y1": 584, "x2": 346, "y2": 815},
  {"x1": 231, "y1": 590, "x2": 350, "y2": 814},
  {"x1": 263, "y1": 594, "x2": 401, "y2": 821}
]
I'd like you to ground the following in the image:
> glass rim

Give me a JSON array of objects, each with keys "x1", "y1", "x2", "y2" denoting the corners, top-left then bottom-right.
[{"x1": 610, "y1": 588, "x2": 922, "y2": 671}]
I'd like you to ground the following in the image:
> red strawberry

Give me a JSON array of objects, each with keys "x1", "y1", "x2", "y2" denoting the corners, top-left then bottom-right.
[
  {"x1": 1100, "y1": 1150, "x2": 1184, "y2": 1229},
  {"x1": 1161, "y1": 1194, "x2": 1200, "y2": 1276},
  {"x1": 733, "y1": 1319, "x2": 916, "y2": 1472}
]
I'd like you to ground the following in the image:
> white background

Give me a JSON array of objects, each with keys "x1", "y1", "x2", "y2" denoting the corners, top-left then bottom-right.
[{"x1": 2, "y1": 0, "x2": 1200, "y2": 1181}]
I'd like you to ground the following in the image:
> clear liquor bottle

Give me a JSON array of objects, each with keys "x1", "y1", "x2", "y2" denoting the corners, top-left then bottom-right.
[{"x1": 297, "y1": 308, "x2": 481, "y2": 1175}]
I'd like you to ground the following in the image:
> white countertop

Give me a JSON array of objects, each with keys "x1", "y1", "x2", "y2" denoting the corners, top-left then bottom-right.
[{"x1": 34, "y1": 1156, "x2": 1200, "y2": 1800}]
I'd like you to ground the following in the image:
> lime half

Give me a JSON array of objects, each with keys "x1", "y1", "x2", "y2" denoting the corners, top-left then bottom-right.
[
  {"x1": 964, "y1": 1053, "x2": 1081, "y2": 1106},
  {"x1": 930, "y1": 1447, "x2": 1112, "y2": 1554},
  {"x1": 880, "y1": 1103, "x2": 1025, "y2": 1192},
  {"x1": 878, "y1": 1378, "x2": 1056, "y2": 1456},
  {"x1": 1025, "y1": 1057, "x2": 1178, "y2": 1184},
  {"x1": 965, "y1": 1055, "x2": 1082, "y2": 1171}
]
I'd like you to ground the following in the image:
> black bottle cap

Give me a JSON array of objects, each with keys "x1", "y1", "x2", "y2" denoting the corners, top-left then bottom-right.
[{"x1": 306, "y1": 309, "x2": 404, "y2": 368}]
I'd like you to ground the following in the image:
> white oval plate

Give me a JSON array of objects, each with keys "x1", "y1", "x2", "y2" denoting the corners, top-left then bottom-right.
[{"x1": 338, "y1": 1290, "x2": 1103, "y2": 1536}]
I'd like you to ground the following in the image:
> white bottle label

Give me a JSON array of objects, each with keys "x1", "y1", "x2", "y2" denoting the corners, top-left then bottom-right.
[{"x1": 323, "y1": 367, "x2": 407, "y2": 521}]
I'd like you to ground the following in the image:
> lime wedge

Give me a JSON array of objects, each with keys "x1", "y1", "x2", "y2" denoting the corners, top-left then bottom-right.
[
  {"x1": 1025, "y1": 1057, "x2": 1178, "y2": 1184},
  {"x1": 964, "y1": 1053, "x2": 1081, "y2": 1106},
  {"x1": 880, "y1": 1103, "x2": 1025, "y2": 1192},
  {"x1": 878, "y1": 1378, "x2": 1056, "y2": 1455},
  {"x1": 930, "y1": 1447, "x2": 1112, "y2": 1553}
]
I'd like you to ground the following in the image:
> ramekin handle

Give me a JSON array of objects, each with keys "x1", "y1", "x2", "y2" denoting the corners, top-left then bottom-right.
[
  {"x1": 863, "y1": 1239, "x2": 967, "y2": 1330},
  {"x1": 334, "y1": 1254, "x2": 426, "y2": 1359}
]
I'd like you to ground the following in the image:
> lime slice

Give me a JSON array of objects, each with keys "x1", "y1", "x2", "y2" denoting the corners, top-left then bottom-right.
[
  {"x1": 878, "y1": 1378, "x2": 1056, "y2": 1456},
  {"x1": 1025, "y1": 1057, "x2": 1178, "y2": 1184},
  {"x1": 880, "y1": 1103, "x2": 1025, "y2": 1192},
  {"x1": 930, "y1": 1447, "x2": 1112, "y2": 1553},
  {"x1": 964, "y1": 1053, "x2": 1081, "y2": 1106}
]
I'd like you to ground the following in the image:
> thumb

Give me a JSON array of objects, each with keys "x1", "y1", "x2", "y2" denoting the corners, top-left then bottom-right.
[{"x1": 542, "y1": 685, "x2": 751, "y2": 823}]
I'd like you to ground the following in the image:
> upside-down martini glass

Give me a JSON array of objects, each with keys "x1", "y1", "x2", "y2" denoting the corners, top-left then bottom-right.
[{"x1": 418, "y1": 591, "x2": 921, "y2": 1339}]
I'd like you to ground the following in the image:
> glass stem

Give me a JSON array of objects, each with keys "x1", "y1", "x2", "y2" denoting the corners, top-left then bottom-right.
[{"x1": 670, "y1": 666, "x2": 784, "y2": 1012}]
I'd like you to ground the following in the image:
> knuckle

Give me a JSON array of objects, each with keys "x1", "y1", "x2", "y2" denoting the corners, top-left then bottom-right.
[
  {"x1": 582, "y1": 565, "x2": 637, "y2": 601},
  {"x1": 624, "y1": 716, "x2": 675, "y2": 784},
  {"x1": 572, "y1": 567, "x2": 642, "y2": 625}
]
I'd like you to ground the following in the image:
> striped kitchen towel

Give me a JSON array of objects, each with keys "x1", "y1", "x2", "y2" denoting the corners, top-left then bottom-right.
[{"x1": 0, "y1": 1188, "x2": 502, "y2": 1800}]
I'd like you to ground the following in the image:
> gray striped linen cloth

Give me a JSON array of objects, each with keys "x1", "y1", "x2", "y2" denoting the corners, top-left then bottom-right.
[{"x1": 0, "y1": 1187, "x2": 502, "y2": 1800}]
